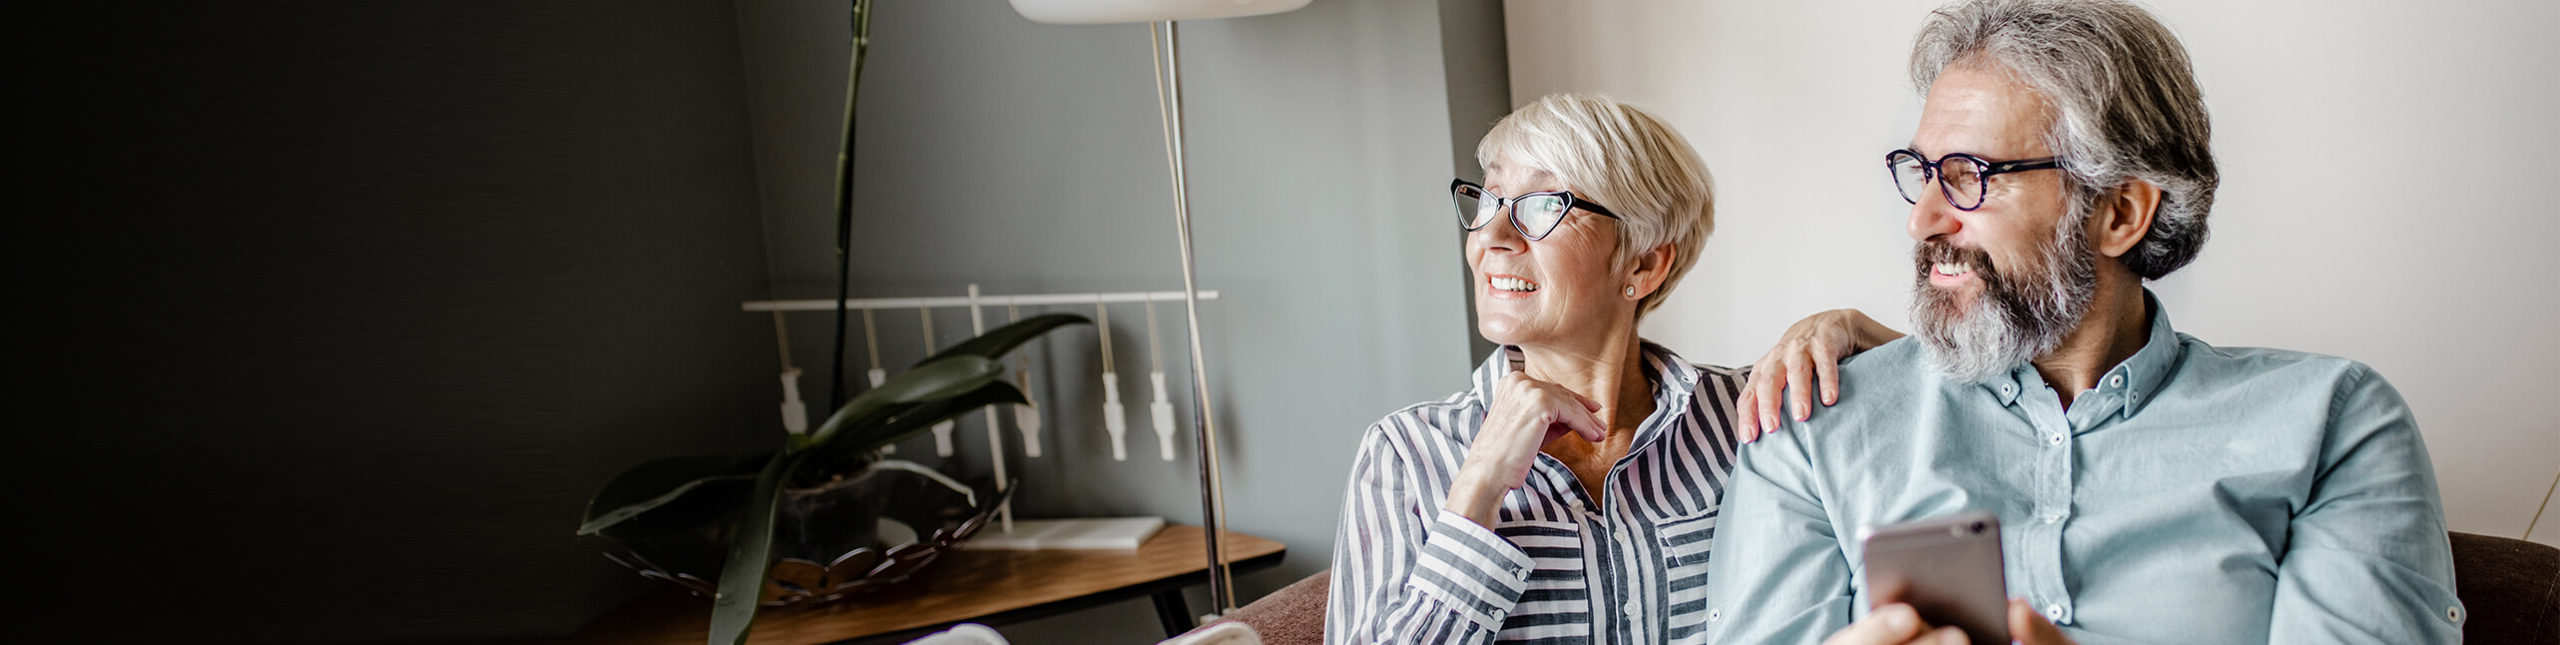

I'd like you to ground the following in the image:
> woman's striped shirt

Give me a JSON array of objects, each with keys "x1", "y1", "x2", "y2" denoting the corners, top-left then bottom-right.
[{"x1": 1326, "y1": 342, "x2": 1750, "y2": 644}]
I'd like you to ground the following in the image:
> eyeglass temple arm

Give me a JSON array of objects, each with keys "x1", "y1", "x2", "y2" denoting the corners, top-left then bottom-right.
[{"x1": 1988, "y1": 157, "x2": 2064, "y2": 174}]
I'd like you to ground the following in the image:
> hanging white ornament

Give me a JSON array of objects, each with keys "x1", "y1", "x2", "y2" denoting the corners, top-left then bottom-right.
[
  {"x1": 1008, "y1": 299, "x2": 1044, "y2": 458},
  {"x1": 1144, "y1": 298, "x2": 1178, "y2": 461},
  {"x1": 1098, "y1": 299, "x2": 1128, "y2": 461},
  {"x1": 774, "y1": 312, "x2": 809, "y2": 435},
  {"x1": 780, "y1": 369, "x2": 810, "y2": 435},
  {"x1": 862, "y1": 308, "x2": 891, "y2": 453},
  {"x1": 921, "y1": 306, "x2": 956, "y2": 457}
]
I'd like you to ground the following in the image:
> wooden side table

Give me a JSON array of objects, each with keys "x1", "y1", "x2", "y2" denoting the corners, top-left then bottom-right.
[{"x1": 572, "y1": 525, "x2": 1286, "y2": 644}]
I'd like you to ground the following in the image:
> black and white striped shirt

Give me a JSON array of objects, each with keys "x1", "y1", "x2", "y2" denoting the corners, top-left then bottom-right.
[{"x1": 1327, "y1": 342, "x2": 1749, "y2": 644}]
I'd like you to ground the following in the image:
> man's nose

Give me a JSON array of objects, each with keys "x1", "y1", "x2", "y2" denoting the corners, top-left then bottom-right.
[{"x1": 1907, "y1": 181, "x2": 1964, "y2": 242}]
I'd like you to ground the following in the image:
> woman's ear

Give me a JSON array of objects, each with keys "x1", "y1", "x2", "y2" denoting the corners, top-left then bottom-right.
[
  {"x1": 2094, "y1": 180, "x2": 2162, "y2": 259},
  {"x1": 1626, "y1": 243, "x2": 1677, "y2": 299}
]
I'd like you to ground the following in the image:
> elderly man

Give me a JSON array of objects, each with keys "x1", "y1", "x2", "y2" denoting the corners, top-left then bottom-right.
[{"x1": 1701, "y1": 1, "x2": 2463, "y2": 644}]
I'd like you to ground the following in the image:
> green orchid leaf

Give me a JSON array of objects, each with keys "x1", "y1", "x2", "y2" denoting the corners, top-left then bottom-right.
[
  {"x1": 804, "y1": 380, "x2": 1028, "y2": 473},
  {"x1": 577, "y1": 453, "x2": 767, "y2": 537},
  {"x1": 915, "y1": 313, "x2": 1089, "y2": 367},
  {"x1": 804, "y1": 355, "x2": 1004, "y2": 450},
  {"x1": 709, "y1": 452, "x2": 803, "y2": 645},
  {"x1": 589, "y1": 476, "x2": 754, "y2": 541},
  {"x1": 855, "y1": 380, "x2": 1028, "y2": 446}
]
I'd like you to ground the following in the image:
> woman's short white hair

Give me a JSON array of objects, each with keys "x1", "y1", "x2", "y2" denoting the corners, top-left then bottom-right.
[{"x1": 1475, "y1": 94, "x2": 1715, "y2": 321}]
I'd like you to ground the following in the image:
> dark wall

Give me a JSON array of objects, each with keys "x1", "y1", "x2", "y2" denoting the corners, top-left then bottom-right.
[
  {"x1": 1439, "y1": 0, "x2": 1513, "y2": 364},
  {"x1": 32, "y1": 2, "x2": 774, "y2": 642},
  {"x1": 729, "y1": 1, "x2": 1494, "y2": 643}
]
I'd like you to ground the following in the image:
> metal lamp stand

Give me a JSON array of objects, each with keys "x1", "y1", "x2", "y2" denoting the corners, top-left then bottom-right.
[{"x1": 1146, "y1": 20, "x2": 1235, "y2": 614}]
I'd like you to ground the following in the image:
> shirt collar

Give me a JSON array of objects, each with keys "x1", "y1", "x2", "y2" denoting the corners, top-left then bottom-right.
[
  {"x1": 1470, "y1": 341, "x2": 1699, "y2": 444},
  {"x1": 1988, "y1": 289, "x2": 2183, "y2": 421},
  {"x1": 2112, "y1": 289, "x2": 2181, "y2": 419}
]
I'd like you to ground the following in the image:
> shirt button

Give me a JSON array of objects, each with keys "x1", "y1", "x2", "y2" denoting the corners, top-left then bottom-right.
[
  {"x1": 2446, "y1": 606, "x2": 2463, "y2": 623},
  {"x1": 2041, "y1": 512, "x2": 2064, "y2": 524},
  {"x1": 2048, "y1": 433, "x2": 2065, "y2": 446},
  {"x1": 1709, "y1": 609, "x2": 1722, "y2": 622},
  {"x1": 2045, "y1": 604, "x2": 2065, "y2": 622},
  {"x1": 1622, "y1": 600, "x2": 1638, "y2": 614},
  {"x1": 2108, "y1": 374, "x2": 2124, "y2": 388},
  {"x1": 2001, "y1": 384, "x2": 2016, "y2": 396}
]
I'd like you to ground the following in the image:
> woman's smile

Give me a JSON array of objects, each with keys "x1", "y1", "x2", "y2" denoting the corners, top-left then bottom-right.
[{"x1": 1484, "y1": 272, "x2": 1541, "y2": 298}]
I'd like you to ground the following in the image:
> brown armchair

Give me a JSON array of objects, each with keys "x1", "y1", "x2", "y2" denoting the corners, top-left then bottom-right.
[
  {"x1": 2450, "y1": 531, "x2": 2559, "y2": 644},
  {"x1": 1195, "y1": 532, "x2": 2558, "y2": 644}
]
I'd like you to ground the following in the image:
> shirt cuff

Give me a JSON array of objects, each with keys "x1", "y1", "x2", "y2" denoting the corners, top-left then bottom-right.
[{"x1": 1407, "y1": 508, "x2": 1537, "y2": 629}]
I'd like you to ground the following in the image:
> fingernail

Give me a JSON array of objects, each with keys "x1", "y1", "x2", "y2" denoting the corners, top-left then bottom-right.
[
  {"x1": 1762, "y1": 415, "x2": 1778, "y2": 431},
  {"x1": 1883, "y1": 605, "x2": 1915, "y2": 631}
]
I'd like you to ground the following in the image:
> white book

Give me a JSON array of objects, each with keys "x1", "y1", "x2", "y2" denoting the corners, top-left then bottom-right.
[{"x1": 969, "y1": 517, "x2": 1166, "y2": 550}]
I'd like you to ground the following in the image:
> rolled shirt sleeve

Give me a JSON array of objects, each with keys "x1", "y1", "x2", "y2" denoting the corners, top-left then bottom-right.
[
  {"x1": 1326, "y1": 425, "x2": 1534, "y2": 644},
  {"x1": 2266, "y1": 364, "x2": 2463, "y2": 644}
]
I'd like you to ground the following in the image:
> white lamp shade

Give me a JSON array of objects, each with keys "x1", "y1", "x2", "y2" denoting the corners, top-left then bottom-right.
[{"x1": 1007, "y1": 0, "x2": 1313, "y2": 25}]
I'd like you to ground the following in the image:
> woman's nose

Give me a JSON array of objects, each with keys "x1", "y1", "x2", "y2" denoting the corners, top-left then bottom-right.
[{"x1": 1472, "y1": 213, "x2": 1525, "y2": 252}]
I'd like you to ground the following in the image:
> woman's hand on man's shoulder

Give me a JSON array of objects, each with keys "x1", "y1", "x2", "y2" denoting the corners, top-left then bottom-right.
[{"x1": 1736, "y1": 308, "x2": 1905, "y2": 443}]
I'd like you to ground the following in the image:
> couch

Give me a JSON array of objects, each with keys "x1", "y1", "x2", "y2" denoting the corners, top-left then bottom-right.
[{"x1": 1200, "y1": 532, "x2": 2557, "y2": 644}]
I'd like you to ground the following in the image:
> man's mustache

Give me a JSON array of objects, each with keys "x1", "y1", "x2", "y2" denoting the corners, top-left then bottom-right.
[{"x1": 1914, "y1": 240, "x2": 2004, "y2": 286}]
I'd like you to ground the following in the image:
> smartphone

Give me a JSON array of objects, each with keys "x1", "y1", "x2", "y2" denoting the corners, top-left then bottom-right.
[{"x1": 1858, "y1": 510, "x2": 2010, "y2": 645}]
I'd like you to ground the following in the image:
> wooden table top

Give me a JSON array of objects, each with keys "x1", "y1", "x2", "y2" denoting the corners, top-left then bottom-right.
[{"x1": 571, "y1": 524, "x2": 1286, "y2": 645}]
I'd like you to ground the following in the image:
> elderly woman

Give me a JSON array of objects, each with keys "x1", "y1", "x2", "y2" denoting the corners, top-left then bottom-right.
[{"x1": 1323, "y1": 94, "x2": 1899, "y2": 644}]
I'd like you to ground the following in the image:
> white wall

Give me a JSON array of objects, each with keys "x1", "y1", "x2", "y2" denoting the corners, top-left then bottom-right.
[{"x1": 1506, "y1": 0, "x2": 2559, "y2": 546}]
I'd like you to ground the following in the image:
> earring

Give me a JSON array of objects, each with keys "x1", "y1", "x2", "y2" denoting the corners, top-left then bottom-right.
[{"x1": 1624, "y1": 286, "x2": 1637, "y2": 297}]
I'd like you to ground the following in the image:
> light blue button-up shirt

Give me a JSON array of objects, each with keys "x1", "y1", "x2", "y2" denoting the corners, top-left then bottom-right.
[{"x1": 1703, "y1": 294, "x2": 2463, "y2": 644}]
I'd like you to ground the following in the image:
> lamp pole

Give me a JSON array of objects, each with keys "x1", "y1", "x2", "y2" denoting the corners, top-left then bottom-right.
[{"x1": 1148, "y1": 19, "x2": 1233, "y2": 614}]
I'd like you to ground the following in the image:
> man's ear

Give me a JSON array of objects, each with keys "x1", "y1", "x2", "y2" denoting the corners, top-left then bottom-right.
[
  {"x1": 1626, "y1": 243, "x2": 1677, "y2": 299},
  {"x1": 2093, "y1": 179, "x2": 2161, "y2": 259}
]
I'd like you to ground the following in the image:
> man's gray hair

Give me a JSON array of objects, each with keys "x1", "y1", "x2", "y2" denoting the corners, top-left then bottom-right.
[{"x1": 1912, "y1": 0, "x2": 2218, "y2": 280}]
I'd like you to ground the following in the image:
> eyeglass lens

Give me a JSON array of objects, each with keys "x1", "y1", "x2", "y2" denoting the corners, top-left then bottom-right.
[
  {"x1": 1452, "y1": 184, "x2": 1572, "y2": 240},
  {"x1": 1453, "y1": 183, "x2": 1496, "y2": 229},
  {"x1": 1889, "y1": 152, "x2": 1990, "y2": 210}
]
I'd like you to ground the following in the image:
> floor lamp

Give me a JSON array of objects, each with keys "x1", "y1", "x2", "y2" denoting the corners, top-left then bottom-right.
[{"x1": 1007, "y1": 0, "x2": 1311, "y2": 614}]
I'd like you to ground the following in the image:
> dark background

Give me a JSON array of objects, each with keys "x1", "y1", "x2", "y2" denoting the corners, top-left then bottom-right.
[
  {"x1": 32, "y1": 2, "x2": 776, "y2": 641},
  {"x1": 23, "y1": 1, "x2": 1506, "y2": 642}
]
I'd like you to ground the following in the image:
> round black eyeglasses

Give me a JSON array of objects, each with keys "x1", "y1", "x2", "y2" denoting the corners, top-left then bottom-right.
[
  {"x1": 1886, "y1": 149, "x2": 2066, "y2": 211},
  {"x1": 1450, "y1": 178, "x2": 1621, "y2": 241}
]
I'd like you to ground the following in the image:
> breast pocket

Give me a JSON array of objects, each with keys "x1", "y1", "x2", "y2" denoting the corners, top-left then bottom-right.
[
  {"x1": 1492, "y1": 519, "x2": 1586, "y2": 577},
  {"x1": 1491, "y1": 519, "x2": 1589, "y2": 636},
  {"x1": 1659, "y1": 511, "x2": 1718, "y2": 568},
  {"x1": 1658, "y1": 510, "x2": 1719, "y2": 637}
]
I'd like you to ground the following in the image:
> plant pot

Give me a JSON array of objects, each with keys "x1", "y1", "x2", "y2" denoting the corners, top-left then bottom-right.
[{"x1": 601, "y1": 459, "x2": 1012, "y2": 607}]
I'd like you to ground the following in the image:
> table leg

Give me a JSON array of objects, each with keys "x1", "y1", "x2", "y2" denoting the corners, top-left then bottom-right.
[{"x1": 1151, "y1": 588, "x2": 1193, "y2": 637}]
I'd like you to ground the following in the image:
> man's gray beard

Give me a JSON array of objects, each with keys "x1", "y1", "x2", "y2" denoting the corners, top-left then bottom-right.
[{"x1": 1909, "y1": 209, "x2": 2098, "y2": 384}]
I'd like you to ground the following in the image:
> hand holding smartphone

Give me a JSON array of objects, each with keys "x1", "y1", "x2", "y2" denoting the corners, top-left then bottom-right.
[{"x1": 1858, "y1": 510, "x2": 2010, "y2": 645}]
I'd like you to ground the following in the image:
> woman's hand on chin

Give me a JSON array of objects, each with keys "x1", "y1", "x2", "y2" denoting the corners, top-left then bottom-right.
[
  {"x1": 1737, "y1": 308, "x2": 1906, "y2": 442},
  {"x1": 1442, "y1": 372, "x2": 1606, "y2": 527}
]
